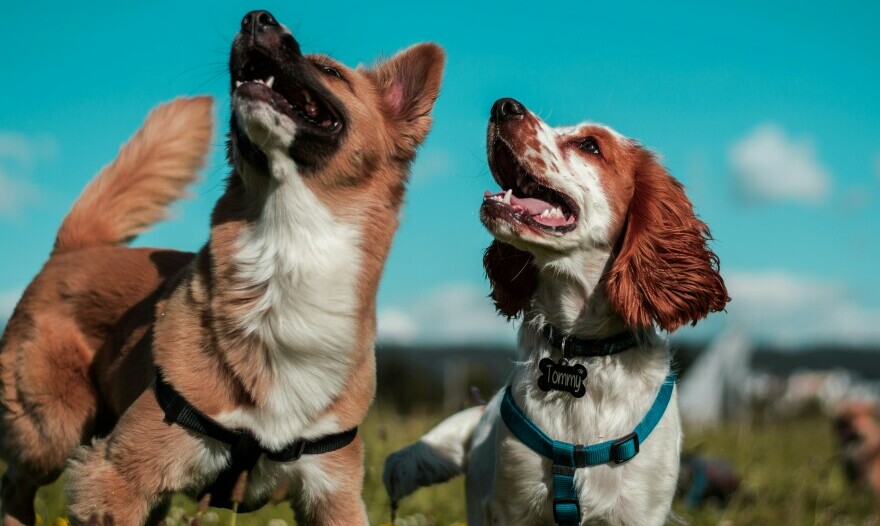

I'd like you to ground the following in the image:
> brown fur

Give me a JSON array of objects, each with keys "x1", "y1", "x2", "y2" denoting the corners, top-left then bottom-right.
[
  {"x1": 483, "y1": 240, "x2": 538, "y2": 320},
  {"x1": 54, "y1": 98, "x2": 212, "y2": 254},
  {"x1": 604, "y1": 149, "x2": 729, "y2": 331},
  {"x1": 484, "y1": 129, "x2": 729, "y2": 332},
  {"x1": 0, "y1": 39, "x2": 444, "y2": 525},
  {"x1": 836, "y1": 402, "x2": 880, "y2": 498},
  {"x1": 0, "y1": 97, "x2": 209, "y2": 526}
]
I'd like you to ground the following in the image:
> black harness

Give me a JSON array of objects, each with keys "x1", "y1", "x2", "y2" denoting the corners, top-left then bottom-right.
[{"x1": 154, "y1": 372, "x2": 357, "y2": 510}]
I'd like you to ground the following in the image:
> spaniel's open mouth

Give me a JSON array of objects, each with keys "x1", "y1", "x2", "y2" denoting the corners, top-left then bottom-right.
[
  {"x1": 233, "y1": 50, "x2": 342, "y2": 134},
  {"x1": 483, "y1": 139, "x2": 578, "y2": 232}
]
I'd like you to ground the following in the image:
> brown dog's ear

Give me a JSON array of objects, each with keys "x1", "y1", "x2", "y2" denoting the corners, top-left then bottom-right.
[
  {"x1": 605, "y1": 149, "x2": 730, "y2": 332},
  {"x1": 372, "y1": 43, "x2": 446, "y2": 159},
  {"x1": 484, "y1": 240, "x2": 538, "y2": 320}
]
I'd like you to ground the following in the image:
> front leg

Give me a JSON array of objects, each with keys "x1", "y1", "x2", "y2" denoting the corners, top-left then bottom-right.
[
  {"x1": 66, "y1": 388, "x2": 226, "y2": 525},
  {"x1": 290, "y1": 435, "x2": 367, "y2": 526}
]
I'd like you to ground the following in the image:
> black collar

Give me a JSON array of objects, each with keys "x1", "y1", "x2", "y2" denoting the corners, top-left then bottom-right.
[{"x1": 541, "y1": 324, "x2": 637, "y2": 359}]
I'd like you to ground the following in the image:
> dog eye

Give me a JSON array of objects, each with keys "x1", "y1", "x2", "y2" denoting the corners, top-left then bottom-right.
[
  {"x1": 319, "y1": 65, "x2": 343, "y2": 79},
  {"x1": 578, "y1": 137, "x2": 601, "y2": 155}
]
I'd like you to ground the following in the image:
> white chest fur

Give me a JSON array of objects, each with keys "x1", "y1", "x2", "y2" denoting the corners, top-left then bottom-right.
[
  {"x1": 474, "y1": 324, "x2": 682, "y2": 526},
  {"x1": 217, "y1": 152, "x2": 363, "y2": 450}
]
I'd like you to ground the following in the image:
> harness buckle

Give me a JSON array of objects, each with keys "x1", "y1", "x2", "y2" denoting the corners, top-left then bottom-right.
[
  {"x1": 611, "y1": 432, "x2": 639, "y2": 464},
  {"x1": 288, "y1": 439, "x2": 307, "y2": 461},
  {"x1": 552, "y1": 498, "x2": 581, "y2": 524}
]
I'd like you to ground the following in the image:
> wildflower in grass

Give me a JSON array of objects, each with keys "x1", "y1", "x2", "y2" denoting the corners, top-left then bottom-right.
[
  {"x1": 229, "y1": 470, "x2": 248, "y2": 526},
  {"x1": 191, "y1": 493, "x2": 211, "y2": 525}
]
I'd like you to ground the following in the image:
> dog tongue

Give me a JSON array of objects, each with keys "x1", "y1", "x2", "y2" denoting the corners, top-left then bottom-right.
[
  {"x1": 513, "y1": 196, "x2": 554, "y2": 215},
  {"x1": 483, "y1": 190, "x2": 554, "y2": 215},
  {"x1": 483, "y1": 190, "x2": 574, "y2": 227}
]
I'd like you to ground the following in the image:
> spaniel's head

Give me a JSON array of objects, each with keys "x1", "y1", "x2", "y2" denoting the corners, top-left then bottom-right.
[{"x1": 481, "y1": 98, "x2": 729, "y2": 332}]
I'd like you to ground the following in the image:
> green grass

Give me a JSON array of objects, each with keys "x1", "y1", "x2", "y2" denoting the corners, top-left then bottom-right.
[{"x1": 27, "y1": 408, "x2": 879, "y2": 525}]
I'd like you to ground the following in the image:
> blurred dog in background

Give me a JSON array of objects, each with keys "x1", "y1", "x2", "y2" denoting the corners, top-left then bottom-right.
[{"x1": 835, "y1": 401, "x2": 880, "y2": 498}]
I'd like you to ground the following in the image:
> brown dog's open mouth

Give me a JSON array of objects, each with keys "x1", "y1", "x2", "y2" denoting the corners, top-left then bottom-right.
[
  {"x1": 234, "y1": 50, "x2": 343, "y2": 134},
  {"x1": 483, "y1": 139, "x2": 578, "y2": 232}
]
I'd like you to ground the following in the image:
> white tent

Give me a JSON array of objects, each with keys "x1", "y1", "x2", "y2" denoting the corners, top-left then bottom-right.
[{"x1": 678, "y1": 328, "x2": 753, "y2": 427}]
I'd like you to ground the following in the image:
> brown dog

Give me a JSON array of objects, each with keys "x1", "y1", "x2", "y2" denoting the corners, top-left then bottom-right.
[
  {"x1": 835, "y1": 401, "x2": 880, "y2": 498},
  {"x1": 0, "y1": 10, "x2": 444, "y2": 525}
]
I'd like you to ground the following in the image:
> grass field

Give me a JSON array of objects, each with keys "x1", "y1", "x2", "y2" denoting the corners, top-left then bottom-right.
[{"x1": 27, "y1": 406, "x2": 879, "y2": 526}]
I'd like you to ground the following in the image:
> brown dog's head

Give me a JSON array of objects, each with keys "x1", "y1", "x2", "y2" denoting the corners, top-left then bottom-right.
[
  {"x1": 226, "y1": 10, "x2": 444, "y2": 216},
  {"x1": 835, "y1": 401, "x2": 880, "y2": 484},
  {"x1": 481, "y1": 98, "x2": 729, "y2": 331}
]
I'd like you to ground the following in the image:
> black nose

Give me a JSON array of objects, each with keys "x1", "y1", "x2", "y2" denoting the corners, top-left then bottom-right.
[
  {"x1": 241, "y1": 10, "x2": 279, "y2": 34},
  {"x1": 491, "y1": 98, "x2": 525, "y2": 121}
]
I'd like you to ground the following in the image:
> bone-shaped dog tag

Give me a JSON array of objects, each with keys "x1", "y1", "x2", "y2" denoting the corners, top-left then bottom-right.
[{"x1": 537, "y1": 357, "x2": 587, "y2": 398}]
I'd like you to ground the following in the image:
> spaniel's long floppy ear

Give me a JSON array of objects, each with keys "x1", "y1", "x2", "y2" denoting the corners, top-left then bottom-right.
[
  {"x1": 484, "y1": 240, "x2": 538, "y2": 320},
  {"x1": 372, "y1": 43, "x2": 445, "y2": 159},
  {"x1": 605, "y1": 149, "x2": 729, "y2": 332}
]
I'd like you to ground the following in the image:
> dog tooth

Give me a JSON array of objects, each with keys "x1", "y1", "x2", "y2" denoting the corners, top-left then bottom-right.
[
  {"x1": 235, "y1": 80, "x2": 243, "y2": 88},
  {"x1": 503, "y1": 189, "x2": 512, "y2": 205},
  {"x1": 266, "y1": 76, "x2": 275, "y2": 88}
]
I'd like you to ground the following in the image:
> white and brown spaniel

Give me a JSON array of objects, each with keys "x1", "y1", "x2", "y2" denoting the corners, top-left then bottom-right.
[{"x1": 384, "y1": 98, "x2": 729, "y2": 525}]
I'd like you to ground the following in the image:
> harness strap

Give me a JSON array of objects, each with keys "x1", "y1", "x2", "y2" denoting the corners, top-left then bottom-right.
[
  {"x1": 500, "y1": 371, "x2": 676, "y2": 525},
  {"x1": 685, "y1": 457, "x2": 709, "y2": 507},
  {"x1": 154, "y1": 372, "x2": 358, "y2": 509},
  {"x1": 155, "y1": 371, "x2": 240, "y2": 444}
]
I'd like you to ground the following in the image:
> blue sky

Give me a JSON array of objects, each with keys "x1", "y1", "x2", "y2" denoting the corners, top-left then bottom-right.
[{"x1": 1, "y1": 1, "x2": 878, "y2": 346}]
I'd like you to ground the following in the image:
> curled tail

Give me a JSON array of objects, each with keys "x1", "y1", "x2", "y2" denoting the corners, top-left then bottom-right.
[
  {"x1": 53, "y1": 97, "x2": 213, "y2": 254},
  {"x1": 383, "y1": 405, "x2": 485, "y2": 502}
]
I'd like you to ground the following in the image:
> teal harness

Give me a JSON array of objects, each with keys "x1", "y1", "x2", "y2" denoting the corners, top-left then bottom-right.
[{"x1": 500, "y1": 371, "x2": 676, "y2": 525}]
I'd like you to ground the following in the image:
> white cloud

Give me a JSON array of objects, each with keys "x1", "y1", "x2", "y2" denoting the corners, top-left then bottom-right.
[
  {"x1": 0, "y1": 132, "x2": 56, "y2": 166},
  {"x1": 379, "y1": 276, "x2": 880, "y2": 348},
  {"x1": 377, "y1": 309, "x2": 419, "y2": 343},
  {"x1": 378, "y1": 283, "x2": 517, "y2": 345},
  {"x1": 0, "y1": 170, "x2": 40, "y2": 216},
  {"x1": 729, "y1": 124, "x2": 830, "y2": 203},
  {"x1": 0, "y1": 132, "x2": 55, "y2": 216},
  {"x1": 681, "y1": 271, "x2": 880, "y2": 346}
]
